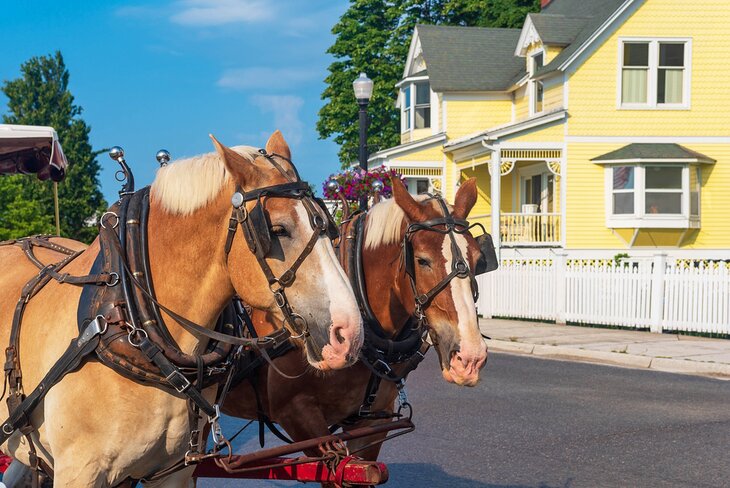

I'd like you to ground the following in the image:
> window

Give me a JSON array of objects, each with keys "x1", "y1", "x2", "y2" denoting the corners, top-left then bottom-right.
[
  {"x1": 401, "y1": 81, "x2": 431, "y2": 132},
  {"x1": 402, "y1": 87, "x2": 411, "y2": 132},
  {"x1": 620, "y1": 39, "x2": 690, "y2": 108},
  {"x1": 612, "y1": 166, "x2": 635, "y2": 214},
  {"x1": 530, "y1": 52, "x2": 544, "y2": 115},
  {"x1": 414, "y1": 82, "x2": 431, "y2": 129},
  {"x1": 606, "y1": 164, "x2": 700, "y2": 228}
]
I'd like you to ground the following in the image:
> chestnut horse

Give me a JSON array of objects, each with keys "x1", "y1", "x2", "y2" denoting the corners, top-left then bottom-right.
[
  {"x1": 222, "y1": 177, "x2": 489, "y2": 463},
  {"x1": 0, "y1": 132, "x2": 363, "y2": 487}
]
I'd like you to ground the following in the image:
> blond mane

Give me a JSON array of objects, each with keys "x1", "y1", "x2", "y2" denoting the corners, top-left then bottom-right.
[
  {"x1": 151, "y1": 145, "x2": 259, "y2": 215},
  {"x1": 364, "y1": 195, "x2": 433, "y2": 250}
]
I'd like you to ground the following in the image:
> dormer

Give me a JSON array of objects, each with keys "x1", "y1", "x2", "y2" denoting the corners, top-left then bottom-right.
[
  {"x1": 515, "y1": 13, "x2": 588, "y2": 116},
  {"x1": 397, "y1": 27, "x2": 435, "y2": 143}
]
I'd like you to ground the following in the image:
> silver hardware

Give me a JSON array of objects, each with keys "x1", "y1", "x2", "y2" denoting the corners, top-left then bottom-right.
[
  {"x1": 77, "y1": 315, "x2": 107, "y2": 347},
  {"x1": 156, "y1": 149, "x2": 171, "y2": 167},
  {"x1": 106, "y1": 272, "x2": 120, "y2": 287},
  {"x1": 231, "y1": 192, "x2": 244, "y2": 208},
  {"x1": 100, "y1": 211, "x2": 119, "y2": 229},
  {"x1": 126, "y1": 323, "x2": 149, "y2": 347},
  {"x1": 2, "y1": 423, "x2": 13, "y2": 435},
  {"x1": 397, "y1": 382, "x2": 409, "y2": 409},
  {"x1": 108, "y1": 146, "x2": 125, "y2": 162},
  {"x1": 165, "y1": 370, "x2": 191, "y2": 393},
  {"x1": 326, "y1": 179, "x2": 340, "y2": 192},
  {"x1": 372, "y1": 179, "x2": 384, "y2": 193},
  {"x1": 209, "y1": 404, "x2": 224, "y2": 445}
]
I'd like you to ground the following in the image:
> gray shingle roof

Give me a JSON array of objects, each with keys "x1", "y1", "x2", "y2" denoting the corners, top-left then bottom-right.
[
  {"x1": 528, "y1": 13, "x2": 590, "y2": 46},
  {"x1": 591, "y1": 143, "x2": 716, "y2": 163},
  {"x1": 417, "y1": 24, "x2": 523, "y2": 91},
  {"x1": 535, "y1": 0, "x2": 628, "y2": 77}
]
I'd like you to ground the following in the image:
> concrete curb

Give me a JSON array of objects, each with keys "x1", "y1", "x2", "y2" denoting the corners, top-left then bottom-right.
[{"x1": 486, "y1": 339, "x2": 730, "y2": 379}]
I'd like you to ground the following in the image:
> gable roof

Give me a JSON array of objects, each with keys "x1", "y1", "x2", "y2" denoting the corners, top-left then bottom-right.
[
  {"x1": 416, "y1": 24, "x2": 523, "y2": 91},
  {"x1": 535, "y1": 0, "x2": 631, "y2": 77},
  {"x1": 591, "y1": 143, "x2": 716, "y2": 164},
  {"x1": 528, "y1": 13, "x2": 590, "y2": 46}
]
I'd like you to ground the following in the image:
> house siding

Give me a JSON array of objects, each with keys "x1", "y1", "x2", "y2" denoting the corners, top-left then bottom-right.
[
  {"x1": 447, "y1": 99, "x2": 512, "y2": 138},
  {"x1": 567, "y1": 0, "x2": 730, "y2": 137}
]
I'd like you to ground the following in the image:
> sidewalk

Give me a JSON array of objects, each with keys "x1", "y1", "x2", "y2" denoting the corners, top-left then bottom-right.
[{"x1": 480, "y1": 318, "x2": 730, "y2": 379}]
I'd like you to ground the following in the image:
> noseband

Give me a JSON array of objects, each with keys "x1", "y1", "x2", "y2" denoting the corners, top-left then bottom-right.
[{"x1": 224, "y1": 149, "x2": 338, "y2": 339}]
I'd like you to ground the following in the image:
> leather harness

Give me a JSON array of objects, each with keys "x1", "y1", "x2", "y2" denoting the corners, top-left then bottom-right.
[{"x1": 0, "y1": 148, "x2": 332, "y2": 483}]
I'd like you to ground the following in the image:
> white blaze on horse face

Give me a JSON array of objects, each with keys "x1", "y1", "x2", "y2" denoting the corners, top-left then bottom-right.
[
  {"x1": 291, "y1": 203, "x2": 363, "y2": 370},
  {"x1": 440, "y1": 233, "x2": 487, "y2": 386}
]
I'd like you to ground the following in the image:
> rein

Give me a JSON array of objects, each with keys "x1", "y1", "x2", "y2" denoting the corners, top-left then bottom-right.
[
  {"x1": 338, "y1": 195, "x2": 494, "y2": 426},
  {"x1": 0, "y1": 146, "x2": 332, "y2": 482}
]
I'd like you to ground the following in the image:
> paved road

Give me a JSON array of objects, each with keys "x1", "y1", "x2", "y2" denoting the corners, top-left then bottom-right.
[{"x1": 199, "y1": 353, "x2": 730, "y2": 488}]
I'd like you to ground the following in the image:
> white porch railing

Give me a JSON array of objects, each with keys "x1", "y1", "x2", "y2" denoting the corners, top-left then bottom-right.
[
  {"x1": 500, "y1": 213, "x2": 561, "y2": 246},
  {"x1": 477, "y1": 256, "x2": 730, "y2": 335}
]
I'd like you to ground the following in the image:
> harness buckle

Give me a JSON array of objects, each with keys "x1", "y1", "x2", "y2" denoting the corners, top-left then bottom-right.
[
  {"x1": 77, "y1": 315, "x2": 107, "y2": 347},
  {"x1": 165, "y1": 369, "x2": 191, "y2": 393},
  {"x1": 374, "y1": 359, "x2": 392, "y2": 375}
]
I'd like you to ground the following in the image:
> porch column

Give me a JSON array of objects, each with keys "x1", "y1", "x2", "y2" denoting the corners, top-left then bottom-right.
[{"x1": 490, "y1": 147, "x2": 501, "y2": 257}]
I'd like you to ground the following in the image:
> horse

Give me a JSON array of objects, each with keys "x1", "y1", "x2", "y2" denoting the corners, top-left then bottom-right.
[
  {"x1": 221, "y1": 176, "x2": 491, "y2": 465},
  {"x1": 0, "y1": 131, "x2": 363, "y2": 487}
]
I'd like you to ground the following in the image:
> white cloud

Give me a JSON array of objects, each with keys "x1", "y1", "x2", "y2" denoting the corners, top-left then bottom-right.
[
  {"x1": 170, "y1": 0, "x2": 275, "y2": 26},
  {"x1": 251, "y1": 95, "x2": 304, "y2": 146},
  {"x1": 217, "y1": 67, "x2": 318, "y2": 90}
]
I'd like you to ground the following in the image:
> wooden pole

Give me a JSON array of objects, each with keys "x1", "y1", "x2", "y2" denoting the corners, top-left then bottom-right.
[{"x1": 53, "y1": 181, "x2": 61, "y2": 236}]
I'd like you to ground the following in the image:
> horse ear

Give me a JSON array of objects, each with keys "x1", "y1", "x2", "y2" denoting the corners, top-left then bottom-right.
[
  {"x1": 452, "y1": 177, "x2": 478, "y2": 219},
  {"x1": 265, "y1": 130, "x2": 291, "y2": 160},
  {"x1": 390, "y1": 176, "x2": 425, "y2": 222},
  {"x1": 210, "y1": 134, "x2": 252, "y2": 184}
]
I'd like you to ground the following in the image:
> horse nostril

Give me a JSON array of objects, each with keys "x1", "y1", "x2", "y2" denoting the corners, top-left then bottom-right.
[{"x1": 334, "y1": 327, "x2": 346, "y2": 344}]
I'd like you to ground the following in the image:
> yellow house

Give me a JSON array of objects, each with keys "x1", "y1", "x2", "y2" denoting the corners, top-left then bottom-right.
[{"x1": 368, "y1": 0, "x2": 730, "y2": 260}]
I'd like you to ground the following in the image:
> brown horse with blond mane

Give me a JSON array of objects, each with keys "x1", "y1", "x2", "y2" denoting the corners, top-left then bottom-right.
[
  {"x1": 0, "y1": 131, "x2": 363, "y2": 487},
  {"x1": 222, "y1": 176, "x2": 493, "y2": 464}
]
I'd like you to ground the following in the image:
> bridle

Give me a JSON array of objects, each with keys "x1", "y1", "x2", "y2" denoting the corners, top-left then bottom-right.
[
  {"x1": 224, "y1": 148, "x2": 338, "y2": 339},
  {"x1": 402, "y1": 195, "x2": 492, "y2": 324}
]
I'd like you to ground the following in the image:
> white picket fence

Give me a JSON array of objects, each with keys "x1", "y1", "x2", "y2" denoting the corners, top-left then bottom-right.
[{"x1": 477, "y1": 255, "x2": 730, "y2": 335}]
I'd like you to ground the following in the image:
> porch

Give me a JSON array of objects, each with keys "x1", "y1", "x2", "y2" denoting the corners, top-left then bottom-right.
[{"x1": 458, "y1": 148, "x2": 564, "y2": 248}]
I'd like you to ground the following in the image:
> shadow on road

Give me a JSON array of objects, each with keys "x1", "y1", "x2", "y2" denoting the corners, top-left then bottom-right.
[{"x1": 388, "y1": 462, "x2": 574, "y2": 488}]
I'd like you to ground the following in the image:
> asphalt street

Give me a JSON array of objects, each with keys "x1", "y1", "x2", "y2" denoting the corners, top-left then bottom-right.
[{"x1": 199, "y1": 353, "x2": 730, "y2": 488}]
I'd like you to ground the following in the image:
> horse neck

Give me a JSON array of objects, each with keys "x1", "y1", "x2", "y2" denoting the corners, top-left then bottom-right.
[
  {"x1": 146, "y1": 191, "x2": 234, "y2": 354},
  {"x1": 361, "y1": 240, "x2": 414, "y2": 337}
]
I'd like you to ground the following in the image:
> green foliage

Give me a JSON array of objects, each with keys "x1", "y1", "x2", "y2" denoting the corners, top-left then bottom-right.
[
  {"x1": 1, "y1": 51, "x2": 106, "y2": 243},
  {"x1": 318, "y1": 0, "x2": 541, "y2": 167}
]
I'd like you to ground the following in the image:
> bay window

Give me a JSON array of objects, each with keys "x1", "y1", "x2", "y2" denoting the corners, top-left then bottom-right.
[
  {"x1": 619, "y1": 38, "x2": 691, "y2": 108},
  {"x1": 606, "y1": 164, "x2": 700, "y2": 228}
]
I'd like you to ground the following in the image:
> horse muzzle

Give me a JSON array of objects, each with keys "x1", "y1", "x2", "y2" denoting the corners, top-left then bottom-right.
[
  {"x1": 312, "y1": 316, "x2": 364, "y2": 371},
  {"x1": 442, "y1": 345, "x2": 488, "y2": 386}
]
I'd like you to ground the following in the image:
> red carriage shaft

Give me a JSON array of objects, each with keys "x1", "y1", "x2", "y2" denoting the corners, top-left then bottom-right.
[{"x1": 193, "y1": 456, "x2": 389, "y2": 485}]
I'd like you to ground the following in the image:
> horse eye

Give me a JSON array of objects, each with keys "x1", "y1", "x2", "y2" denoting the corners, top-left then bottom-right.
[
  {"x1": 417, "y1": 257, "x2": 431, "y2": 268},
  {"x1": 270, "y1": 225, "x2": 289, "y2": 237}
]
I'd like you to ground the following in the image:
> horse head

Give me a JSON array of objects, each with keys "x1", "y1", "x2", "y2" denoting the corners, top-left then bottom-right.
[
  {"x1": 151, "y1": 131, "x2": 362, "y2": 371},
  {"x1": 388, "y1": 177, "x2": 488, "y2": 386}
]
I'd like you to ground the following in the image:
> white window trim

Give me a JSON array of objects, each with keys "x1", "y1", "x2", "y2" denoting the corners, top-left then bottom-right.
[
  {"x1": 604, "y1": 163, "x2": 700, "y2": 229},
  {"x1": 528, "y1": 49, "x2": 545, "y2": 117},
  {"x1": 616, "y1": 37, "x2": 692, "y2": 110},
  {"x1": 400, "y1": 81, "x2": 433, "y2": 134}
]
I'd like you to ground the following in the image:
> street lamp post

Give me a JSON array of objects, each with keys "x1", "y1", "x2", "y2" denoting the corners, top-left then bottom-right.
[{"x1": 353, "y1": 72, "x2": 373, "y2": 211}]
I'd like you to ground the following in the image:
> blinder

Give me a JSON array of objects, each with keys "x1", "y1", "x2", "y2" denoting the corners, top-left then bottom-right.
[
  {"x1": 474, "y1": 232, "x2": 498, "y2": 275},
  {"x1": 245, "y1": 200, "x2": 273, "y2": 258},
  {"x1": 313, "y1": 197, "x2": 340, "y2": 241}
]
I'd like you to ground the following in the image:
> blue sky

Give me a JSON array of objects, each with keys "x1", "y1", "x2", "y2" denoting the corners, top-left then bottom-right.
[{"x1": 0, "y1": 0, "x2": 351, "y2": 203}]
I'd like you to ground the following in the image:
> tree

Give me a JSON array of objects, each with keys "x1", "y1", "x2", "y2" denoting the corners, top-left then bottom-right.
[
  {"x1": 317, "y1": 0, "x2": 404, "y2": 169},
  {"x1": 2, "y1": 51, "x2": 106, "y2": 243},
  {"x1": 318, "y1": 0, "x2": 541, "y2": 168}
]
